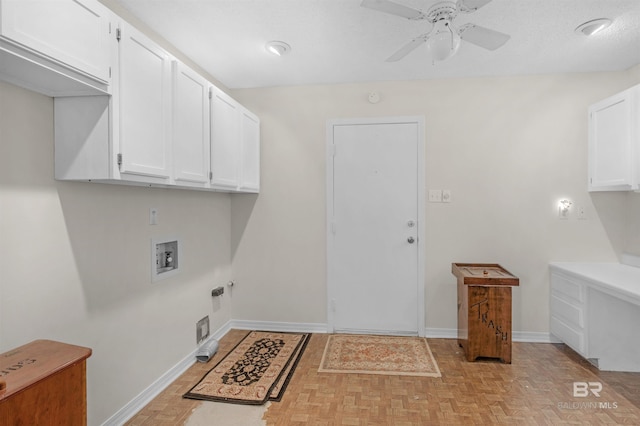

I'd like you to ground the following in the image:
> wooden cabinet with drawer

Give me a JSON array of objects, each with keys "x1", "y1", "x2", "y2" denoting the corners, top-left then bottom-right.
[
  {"x1": 453, "y1": 263, "x2": 519, "y2": 364},
  {"x1": 0, "y1": 340, "x2": 92, "y2": 425}
]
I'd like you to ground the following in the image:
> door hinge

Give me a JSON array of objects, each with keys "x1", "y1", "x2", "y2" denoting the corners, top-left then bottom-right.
[
  {"x1": 117, "y1": 153, "x2": 123, "y2": 169},
  {"x1": 331, "y1": 222, "x2": 337, "y2": 234},
  {"x1": 209, "y1": 171, "x2": 213, "y2": 180},
  {"x1": 116, "y1": 27, "x2": 121, "y2": 42},
  {"x1": 208, "y1": 87, "x2": 212, "y2": 100},
  {"x1": 330, "y1": 144, "x2": 336, "y2": 158}
]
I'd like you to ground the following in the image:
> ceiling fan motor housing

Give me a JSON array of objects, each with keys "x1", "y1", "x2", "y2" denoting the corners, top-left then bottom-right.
[{"x1": 426, "y1": 1, "x2": 459, "y2": 23}]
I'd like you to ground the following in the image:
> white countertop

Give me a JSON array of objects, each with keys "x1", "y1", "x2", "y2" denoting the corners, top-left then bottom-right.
[{"x1": 549, "y1": 261, "x2": 640, "y2": 306}]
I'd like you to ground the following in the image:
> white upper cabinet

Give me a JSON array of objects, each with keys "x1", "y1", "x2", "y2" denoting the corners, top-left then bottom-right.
[
  {"x1": 44, "y1": 7, "x2": 261, "y2": 193},
  {"x1": 238, "y1": 108, "x2": 260, "y2": 193},
  {"x1": 0, "y1": 0, "x2": 112, "y2": 96},
  {"x1": 588, "y1": 84, "x2": 640, "y2": 192},
  {"x1": 55, "y1": 20, "x2": 173, "y2": 186},
  {"x1": 210, "y1": 86, "x2": 261, "y2": 192},
  {"x1": 116, "y1": 21, "x2": 173, "y2": 183},
  {"x1": 210, "y1": 86, "x2": 241, "y2": 190},
  {"x1": 172, "y1": 61, "x2": 211, "y2": 188}
]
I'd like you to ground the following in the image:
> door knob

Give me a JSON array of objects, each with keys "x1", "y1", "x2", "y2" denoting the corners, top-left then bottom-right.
[{"x1": 407, "y1": 236, "x2": 415, "y2": 244}]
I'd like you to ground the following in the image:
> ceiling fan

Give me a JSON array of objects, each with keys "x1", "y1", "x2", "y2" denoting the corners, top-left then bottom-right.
[{"x1": 361, "y1": 0, "x2": 511, "y2": 62}]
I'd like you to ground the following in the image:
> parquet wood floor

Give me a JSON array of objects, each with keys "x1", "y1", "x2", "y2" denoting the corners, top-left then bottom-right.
[{"x1": 126, "y1": 330, "x2": 640, "y2": 425}]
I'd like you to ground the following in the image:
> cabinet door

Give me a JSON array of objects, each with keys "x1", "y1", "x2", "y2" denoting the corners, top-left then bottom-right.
[
  {"x1": 588, "y1": 88, "x2": 635, "y2": 191},
  {"x1": 117, "y1": 22, "x2": 172, "y2": 181},
  {"x1": 0, "y1": 0, "x2": 112, "y2": 83},
  {"x1": 172, "y1": 61, "x2": 210, "y2": 187},
  {"x1": 238, "y1": 108, "x2": 260, "y2": 192},
  {"x1": 210, "y1": 87, "x2": 240, "y2": 189}
]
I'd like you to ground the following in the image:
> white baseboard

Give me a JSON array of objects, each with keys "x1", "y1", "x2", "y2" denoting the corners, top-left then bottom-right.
[
  {"x1": 513, "y1": 331, "x2": 560, "y2": 343},
  {"x1": 229, "y1": 319, "x2": 329, "y2": 334},
  {"x1": 103, "y1": 320, "x2": 555, "y2": 425},
  {"x1": 424, "y1": 327, "x2": 457, "y2": 338},
  {"x1": 101, "y1": 320, "x2": 233, "y2": 426}
]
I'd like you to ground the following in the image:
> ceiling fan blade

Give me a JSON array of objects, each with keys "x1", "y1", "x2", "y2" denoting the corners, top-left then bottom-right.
[
  {"x1": 457, "y1": 0, "x2": 492, "y2": 12},
  {"x1": 385, "y1": 34, "x2": 428, "y2": 62},
  {"x1": 361, "y1": 0, "x2": 426, "y2": 20},
  {"x1": 459, "y1": 23, "x2": 510, "y2": 50}
]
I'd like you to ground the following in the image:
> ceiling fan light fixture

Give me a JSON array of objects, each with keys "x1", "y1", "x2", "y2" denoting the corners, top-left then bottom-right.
[
  {"x1": 427, "y1": 20, "x2": 461, "y2": 61},
  {"x1": 265, "y1": 40, "x2": 291, "y2": 56},
  {"x1": 575, "y1": 18, "x2": 612, "y2": 36}
]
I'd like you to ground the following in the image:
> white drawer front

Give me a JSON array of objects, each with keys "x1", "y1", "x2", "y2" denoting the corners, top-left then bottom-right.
[
  {"x1": 551, "y1": 294, "x2": 584, "y2": 328},
  {"x1": 551, "y1": 316, "x2": 585, "y2": 355},
  {"x1": 551, "y1": 273, "x2": 584, "y2": 303}
]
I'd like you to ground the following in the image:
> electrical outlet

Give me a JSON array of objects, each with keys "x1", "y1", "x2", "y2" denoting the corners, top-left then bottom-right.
[
  {"x1": 196, "y1": 316, "x2": 209, "y2": 344},
  {"x1": 577, "y1": 205, "x2": 587, "y2": 220}
]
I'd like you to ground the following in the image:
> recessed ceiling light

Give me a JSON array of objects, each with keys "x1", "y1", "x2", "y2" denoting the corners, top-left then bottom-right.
[
  {"x1": 575, "y1": 18, "x2": 612, "y2": 36},
  {"x1": 265, "y1": 41, "x2": 291, "y2": 56}
]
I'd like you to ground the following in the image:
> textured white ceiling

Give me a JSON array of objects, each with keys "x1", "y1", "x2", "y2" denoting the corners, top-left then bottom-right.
[{"x1": 113, "y1": 0, "x2": 640, "y2": 89}]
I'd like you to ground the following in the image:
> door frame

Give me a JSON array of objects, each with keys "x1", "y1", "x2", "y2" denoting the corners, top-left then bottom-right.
[{"x1": 326, "y1": 116, "x2": 426, "y2": 337}]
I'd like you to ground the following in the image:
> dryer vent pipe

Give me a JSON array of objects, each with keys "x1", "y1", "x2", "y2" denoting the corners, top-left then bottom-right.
[{"x1": 196, "y1": 339, "x2": 219, "y2": 363}]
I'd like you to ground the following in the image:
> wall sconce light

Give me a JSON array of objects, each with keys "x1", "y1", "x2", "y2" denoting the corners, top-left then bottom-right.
[{"x1": 558, "y1": 199, "x2": 572, "y2": 219}]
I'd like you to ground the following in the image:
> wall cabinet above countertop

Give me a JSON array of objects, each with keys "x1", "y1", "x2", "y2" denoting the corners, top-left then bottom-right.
[
  {"x1": 210, "y1": 86, "x2": 261, "y2": 193},
  {"x1": 0, "y1": 0, "x2": 113, "y2": 96},
  {"x1": 588, "y1": 84, "x2": 640, "y2": 192},
  {"x1": 1, "y1": 0, "x2": 260, "y2": 194},
  {"x1": 54, "y1": 20, "x2": 260, "y2": 193}
]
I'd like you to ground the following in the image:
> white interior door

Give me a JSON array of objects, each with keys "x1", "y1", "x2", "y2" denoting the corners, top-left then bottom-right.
[{"x1": 327, "y1": 117, "x2": 424, "y2": 336}]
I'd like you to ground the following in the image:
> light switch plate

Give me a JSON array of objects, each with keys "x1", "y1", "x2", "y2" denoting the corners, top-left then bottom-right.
[
  {"x1": 150, "y1": 208, "x2": 158, "y2": 225},
  {"x1": 428, "y1": 189, "x2": 442, "y2": 202}
]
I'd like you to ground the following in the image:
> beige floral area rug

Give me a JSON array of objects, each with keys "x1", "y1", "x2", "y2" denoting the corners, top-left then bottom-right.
[
  {"x1": 318, "y1": 334, "x2": 441, "y2": 377},
  {"x1": 184, "y1": 331, "x2": 310, "y2": 405}
]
